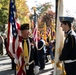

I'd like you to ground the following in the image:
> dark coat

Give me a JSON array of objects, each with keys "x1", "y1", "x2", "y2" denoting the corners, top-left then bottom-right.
[
  {"x1": 59, "y1": 30, "x2": 76, "y2": 61},
  {"x1": 22, "y1": 37, "x2": 39, "y2": 75},
  {"x1": 37, "y1": 39, "x2": 45, "y2": 69},
  {"x1": 37, "y1": 40, "x2": 44, "y2": 55}
]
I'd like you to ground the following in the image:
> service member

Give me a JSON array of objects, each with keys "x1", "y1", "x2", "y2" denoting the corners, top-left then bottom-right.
[
  {"x1": 59, "y1": 16, "x2": 76, "y2": 75},
  {"x1": 20, "y1": 23, "x2": 39, "y2": 75},
  {"x1": 37, "y1": 36, "x2": 45, "y2": 70}
]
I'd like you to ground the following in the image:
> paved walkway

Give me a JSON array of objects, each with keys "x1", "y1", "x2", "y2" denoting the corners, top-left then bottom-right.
[
  {"x1": 0, "y1": 55, "x2": 54, "y2": 75},
  {"x1": 37, "y1": 62, "x2": 54, "y2": 75}
]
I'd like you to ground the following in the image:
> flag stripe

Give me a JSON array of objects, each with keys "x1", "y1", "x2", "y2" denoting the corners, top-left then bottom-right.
[
  {"x1": 33, "y1": 12, "x2": 38, "y2": 47},
  {"x1": 46, "y1": 28, "x2": 51, "y2": 36}
]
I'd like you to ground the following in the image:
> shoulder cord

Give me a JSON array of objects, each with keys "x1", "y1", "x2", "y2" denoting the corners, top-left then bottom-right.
[{"x1": 37, "y1": 43, "x2": 44, "y2": 50}]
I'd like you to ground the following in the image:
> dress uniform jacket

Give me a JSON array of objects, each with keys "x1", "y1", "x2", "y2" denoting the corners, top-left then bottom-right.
[
  {"x1": 37, "y1": 39, "x2": 45, "y2": 69},
  {"x1": 59, "y1": 30, "x2": 76, "y2": 60},
  {"x1": 38, "y1": 39, "x2": 45, "y2": 55},
  {"x1": 22, "y1": 37, "x2": 39, "y2": 75},
  {"x1": 59, "y1": 30, "x2": 76, "y2": 75}
]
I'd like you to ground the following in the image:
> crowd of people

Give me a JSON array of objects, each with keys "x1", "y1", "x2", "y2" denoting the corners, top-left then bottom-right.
[
  {"x1": 1, "y1": 16, "x2": 76, "y2": 75},
  {"x1": 20, "y1": 23, "x2": 56, "y2": 75},
  {"x1": 0, "y1": 23, "x2": 55, "y2": 75}
]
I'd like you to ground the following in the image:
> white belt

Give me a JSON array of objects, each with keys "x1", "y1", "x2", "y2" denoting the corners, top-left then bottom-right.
[
  {"x1": 28, "y1": 60, "x2": 34, "y2": 65},
  {"x1": 64, "y1": 59, "x2": 76, "y2": 63},
  {"x1": 25, "y1": 60, "x2": 34, "y2": 65},
  {"x1": 25, "y1": 60, "x2": 34, "y2": 70}
]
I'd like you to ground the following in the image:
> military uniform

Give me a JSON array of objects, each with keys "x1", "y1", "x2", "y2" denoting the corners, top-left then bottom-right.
[
  {"x1": 37, "y1": 38, "x2": 45, "y2": 70},
  {"x1": 20, "y1": 23, "x2": 39, "y2": 75},
  {"x1": 59, "y1": 17, "x2": 76, "y2": 75},
  {"x1": 22, "y1": 37, "x2": 39, "y2": 75}
]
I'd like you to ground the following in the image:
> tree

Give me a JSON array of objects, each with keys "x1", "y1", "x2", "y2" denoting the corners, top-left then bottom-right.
[
  {"x1": 16, "y1": 0, "x2": 29, "y2": 24},
  {"x1": 0, "y1": 0, "x2": 29, "y2": 33},
  {"x1": 0, "y1": 0, "x2": 9, "y2": 32},
  {"x1": 29, "y1": 2, "x2": 53, "y2": 28},
  {"x1": 36, "y1": 2, "x2": 52, "y2": 17},
  {"x1": 41, "y1": 10, "x2": 55, "y2": 27}
]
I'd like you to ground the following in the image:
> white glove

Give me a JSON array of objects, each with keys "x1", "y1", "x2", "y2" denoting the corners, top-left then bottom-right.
[
  {"x1": 34, "y1": 66, "x2": 40, "y2": 75},
  {"x1": 14, "y1": 58, "x2": 18, "y2": 64}
]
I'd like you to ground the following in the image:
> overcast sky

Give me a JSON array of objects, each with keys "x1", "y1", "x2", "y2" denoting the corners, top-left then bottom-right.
[
  {"x1": 26, "y1": 0, "x2": 76, "y2": 18},
  {"x1": 63, "y1": 0, "x2": 76, "y2": 18},
  {"x1": 26, "y1": 0, "x2": 55, "y2": 11}
]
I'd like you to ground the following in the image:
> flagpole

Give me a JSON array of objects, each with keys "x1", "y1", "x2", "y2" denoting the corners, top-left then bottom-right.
[
  {"x1": 53, "y1": 0, "x2": 58, "y2": 74},
  {"x1": 53, "y1": 0, "x2": 64, "y2": 75},
  {"x1": 44, "y1": 23, "x2": 47, "y2": 42},
  {"x1": 32, "y1": 6, "x2": 37, "y2": 28}
]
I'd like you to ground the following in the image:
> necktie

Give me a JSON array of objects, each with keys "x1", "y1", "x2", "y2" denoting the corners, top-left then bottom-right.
[{"x1": 24, "y1": 40, "x2": 29, "y2": 63}]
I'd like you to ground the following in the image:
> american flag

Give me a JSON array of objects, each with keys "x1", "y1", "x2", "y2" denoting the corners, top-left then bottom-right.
[
  {"x1": 7, "y1": 0, "x2": 26, "y2": 75},
  {"x1": 33, "y1": 12, "x2": 38, "y2": 47},
  {"x1": 46, "y1": 28, "x2": 51, "y2": 37}
]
